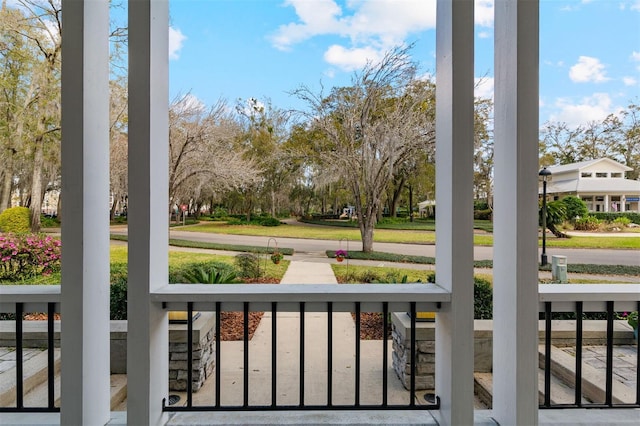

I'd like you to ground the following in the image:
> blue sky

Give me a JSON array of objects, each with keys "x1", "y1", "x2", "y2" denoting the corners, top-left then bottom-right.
[{"x1": 165, "y1": 0, "x2": 640, "y2": 128}]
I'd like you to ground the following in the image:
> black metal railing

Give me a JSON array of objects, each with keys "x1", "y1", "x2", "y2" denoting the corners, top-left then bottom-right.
[
  {"x1": 157, "y1": 283, "x2": 448, "y2": 412},
  {"x1": 539, "y1": 299, "x2": 639, "y2": 409},
  {"x1": 0, "y1": 299, "x2": 60, "y2": 413}
]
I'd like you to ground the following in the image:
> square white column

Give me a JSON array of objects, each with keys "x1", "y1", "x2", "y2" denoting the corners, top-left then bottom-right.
[
  {"x1": 493, "y1": 0, "x2": 540, "y2": 424},
  {"x1": 434, "y1": 1, "x2": 475, "y2": 424},
  {"x1": 60, "y1": 0, "x2": 111, "y2": 424},
  {"x1": 127, "y1": 0, "x2": 170, "y2": 424}
]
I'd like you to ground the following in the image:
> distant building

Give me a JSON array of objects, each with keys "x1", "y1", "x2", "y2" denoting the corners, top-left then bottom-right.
[{"x1": 541, "y1": 158, "x2": 640, "y2": 212}]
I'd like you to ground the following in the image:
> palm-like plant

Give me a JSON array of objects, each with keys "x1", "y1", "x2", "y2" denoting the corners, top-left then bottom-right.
[
  {"x1": 180, "y1": 266, "x2": 241, "y2": 284},
  {"x1": 540, "y1": 199, "x2": 569, "y2": 238}
]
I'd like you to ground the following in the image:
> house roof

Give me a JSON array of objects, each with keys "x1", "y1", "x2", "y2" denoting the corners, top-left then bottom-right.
[
  {"x1": 544, "y1": 178, "x2": 640, "y2": 195},
  {"x1": 546, "y1": 158, "x2": 632, "y2": 174}
]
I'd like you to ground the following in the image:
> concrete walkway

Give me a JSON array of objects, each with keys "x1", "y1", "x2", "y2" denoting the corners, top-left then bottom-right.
[{"x1": 188, "y1": 261, "x2": 416, "y2": 408}]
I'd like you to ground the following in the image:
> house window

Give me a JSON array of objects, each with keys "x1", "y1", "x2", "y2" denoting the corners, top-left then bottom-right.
[
  {"x1": 611, "y1": 172, "x2": 622, "y2": 178},
  {"x1": 595, "y1": 172, "x2": 608, "y2": 178},
  {"x1": 581, "y1": 172, "x2": 592, "y2": 177}
]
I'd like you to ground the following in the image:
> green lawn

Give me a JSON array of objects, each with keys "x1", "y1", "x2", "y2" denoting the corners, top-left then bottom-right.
[
  {"x1": 180, "y1": 222, "x2": 640, "y2": 249},
  {"x1": 1, "y1": 246, "x2": 288, "y2": 285}
]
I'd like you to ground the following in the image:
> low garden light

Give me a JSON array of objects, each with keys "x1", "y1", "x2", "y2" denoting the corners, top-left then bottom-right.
[{"x1": 539, "y1": 167, "x2": 552, "y2": 266}]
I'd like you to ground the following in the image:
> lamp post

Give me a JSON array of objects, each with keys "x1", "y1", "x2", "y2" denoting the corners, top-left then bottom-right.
[{"x1": 539, "y1": 167, "x2": 552, "y2": 266}]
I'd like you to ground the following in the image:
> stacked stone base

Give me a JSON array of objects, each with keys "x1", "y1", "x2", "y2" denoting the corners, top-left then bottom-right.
[
  {"x1": 168, "y1": 313, "x2": 216, "y2": 391},
  {"x1": 391, "y1": 312, "x2": 436, "y2": 391}
]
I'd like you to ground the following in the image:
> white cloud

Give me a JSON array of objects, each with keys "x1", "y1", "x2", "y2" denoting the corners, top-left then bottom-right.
[
  {"x1": 478, "y1": 31, "x2": 491, "y2": 39},
  {"x1": 623, "y1": 76, "x2": 638, "y2": 86},
  {"x1": 475, "y1": 0, "x2": 494, "y2": 28},
  {"x1": 549, "y1": 93, "x2": 620, "y2": 127},
  {"x1": 169, "y1": 27, "x2": 187, "y2": 60},
  {"x1": 324, "y1": 45, "x2": 383, "y2": 71},
  {"x1": 271, "y1": 0, "x2": 493, "y2": 71},
  {"x1": 632, "y1": 51, "x2": 640, "y2": 61},
  {"x1": 632, "y1": 0, "x2": 640, "y2": 11},
  {"x1": 474, "y1": 77, "x2": 494, "y2": 100},
  {"x1": 569, "y1": 56, "x2": 609, "y2": 83}
]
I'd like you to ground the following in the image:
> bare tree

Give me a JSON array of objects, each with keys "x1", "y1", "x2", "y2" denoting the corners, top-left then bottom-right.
[
  {"x1": 293, "y1": 45, "x2": 434, "y2": 252},
  {"x1": 168, "y1": 95, "x2": 261, "y2": 218}
]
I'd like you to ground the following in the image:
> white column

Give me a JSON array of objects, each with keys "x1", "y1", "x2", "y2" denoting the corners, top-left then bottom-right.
[
  {"x1": 60, "y1": 0, "x2": 111, "y2": 424},
  {"x1": 493, "y1": 0, "x2": 539, "y2": 424},
  {"x1": 621, "y1": 195, "x2": 626, "y2": 212},
  {"x1": 604, "y1": 194, "x2": 610, "y2": 212},
  {"x1": 127, "y1": 0, "x2": 170, "y2": 424},
  {"x1": 434, "y1": 1, "x2": 475, "y2": 425}
]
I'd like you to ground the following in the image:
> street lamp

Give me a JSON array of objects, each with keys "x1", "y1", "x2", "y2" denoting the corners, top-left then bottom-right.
[{"x1": 539, "y1": 167, "x2": 552, "y2": 266}]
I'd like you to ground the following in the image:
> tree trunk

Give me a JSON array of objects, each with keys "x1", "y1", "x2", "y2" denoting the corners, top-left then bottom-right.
[
  {"x1": 271, "y1": 189, "x2": 276, "y2": 217},
  {"x1": 360, "y1": 216, "x2": 376, "y2": 253},
  {"x1": 408, "y1": 184, "x2": 414, "y2": 222},
  {"x1": 0, "y1": 151, "x2": 14, "y2": 211},
  {"x1": 30, "y1": 138, "x2": 44, "y2": 233},
  {"x1": 110, "y1": 195, "x2": 119, "y2": 221},
  {"x1": 56, "y1": 193, "x2": 62, "y2": 222}
]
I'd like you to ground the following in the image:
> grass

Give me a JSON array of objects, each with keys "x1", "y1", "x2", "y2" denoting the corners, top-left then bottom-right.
[
  {"x1": 301, "y1": 217, "x2": 494, "y2": 232},
  {"x1": 182, "y1": 221, "x2": 640, "y2": 249},
  {"x1": 1, "y1": 246, "x2": 288, "y2": 285},
  {"x1": 110, "y1": 234, "x2": 295, "y2": 255},
  {"x1": 327, "y1": 250, "x2": 640, "y2": 277}
]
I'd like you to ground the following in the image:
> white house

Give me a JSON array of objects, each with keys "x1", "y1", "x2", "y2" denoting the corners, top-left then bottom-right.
[{"x1": 541, "y1": 158, "x2": 640, "y2": 212}]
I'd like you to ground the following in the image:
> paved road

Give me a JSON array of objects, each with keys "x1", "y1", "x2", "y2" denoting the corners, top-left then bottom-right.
[{"x1": 144, "y1": 229, "x2": 640, "y2": 267}]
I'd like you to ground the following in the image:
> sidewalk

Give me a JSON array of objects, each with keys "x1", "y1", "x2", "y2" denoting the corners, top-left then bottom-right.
[{"x1": 188, "y1": 261, "x2": 416, "y2": 407}]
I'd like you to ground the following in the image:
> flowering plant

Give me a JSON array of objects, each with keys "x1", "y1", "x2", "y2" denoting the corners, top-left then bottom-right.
[
  {"x1": 624, "y1": 311, "x2": 638, "y2": 330},
  {"x1": 335, "y1": 249, "x2": 348, "y2": 259},
  {"x1": 0, "y1": 233, "x2": 61, "y2": 281},
  {"x1": 270, "y1": 251, "x2": 283, "y2": 263}
]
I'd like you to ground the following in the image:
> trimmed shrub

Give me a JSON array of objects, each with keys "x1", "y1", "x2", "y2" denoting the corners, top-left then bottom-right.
[
  {"x1": 560, "y1": 196, "x2": 588, "y2": 222},
  {"x1": 235, "y1": 253, "x2": 260, "y2": 278},
  {"x1": 259, "y1": 217, "x2": 282, "y2": 227},
  {"x1": 0, "y1": 207, "x2": 31, "y2": 233},
  {"x1": 427, "y1": 273, "x2": 493, "y2": 319},
  {"x1": 473, "y1": 209, "x2": 492, "y2": 220},
  {"x1": 591, "y1": 212, "x2": 640, "y2": 225},
  {"x1": 474, "y1": 277, "x2": 493, "y2": 319},
  {"x1": 574, "y1": 215, "x2": 601, "y2": 231},
  {"x1": 110, "y1": 263, "x2": 128, "y2": 320}
]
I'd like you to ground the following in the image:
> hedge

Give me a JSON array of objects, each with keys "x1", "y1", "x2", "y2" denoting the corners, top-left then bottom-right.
[
  {"x1": 0, "y1": 207, "x2": 31, "y2": 233},
  {"x1": 591, "y1": 212, "x2": 640, "y2": 224}
]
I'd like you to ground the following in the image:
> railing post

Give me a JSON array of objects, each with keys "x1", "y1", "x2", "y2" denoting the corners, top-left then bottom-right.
[
  {"x1": 127, "y1": 0, "x2": 170, "y2": 424},
  {"x1": 493, "y1": 0, "x2": 540, "y2": 424},
  {"x1": 60, "y1": 0, "x2": 111, "y2": 423},
  {"x1": 434, "y1": 0, "x2": 475, "y2": 424}
]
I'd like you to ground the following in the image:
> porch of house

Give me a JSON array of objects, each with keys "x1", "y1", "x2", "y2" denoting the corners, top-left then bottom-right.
[{"x1": 1, "y1": 0, "x2": 639, "y2": 424}]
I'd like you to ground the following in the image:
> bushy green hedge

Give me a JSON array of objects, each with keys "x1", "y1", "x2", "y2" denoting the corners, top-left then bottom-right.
[
  {"x1": 591, "y1": 212, "x2": 640, "y2": 224},
  {"x1": 0, "y1": 207, "x2": 31, "y2": 233},
  {"x1": 561, "y1": 196, "x2": 588, "y2": 222},
  {"x1": 473, "y1": 209, "x2": 492, "y2": 220},
  {"x1": 427, "y1": 273, "x2": 493, "y2": 319}
]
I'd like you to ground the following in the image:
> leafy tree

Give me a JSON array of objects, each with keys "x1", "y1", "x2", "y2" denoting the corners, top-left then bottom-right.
[{"x1": 560, "y1": 195, "x2": 588, "y2": 222}]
